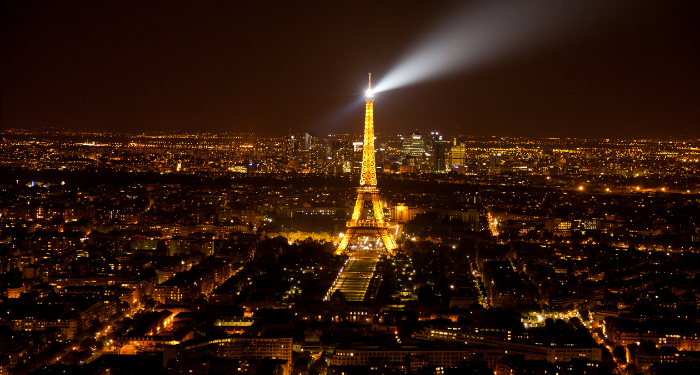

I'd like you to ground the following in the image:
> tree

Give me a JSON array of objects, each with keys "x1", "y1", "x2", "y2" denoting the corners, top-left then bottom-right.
[
  {"x1": 579, "y1": 309, "x2": 590, "y2": 322},
  {"x1": 613, "y1": 345, "x2": 627, "y2": 364},
  {"x1": 417, "y1": 285, "x2": 439, "y2": 306},
  {"x1": 80, "y1": 337, "x2": 97, "y2": 351},
  {"x1": 569, "y1": 316, "x2": 583, "y2": 329},
  {"x1": 625, "y1": 363, "x2": 639, "y2": 375},
  {"x1": 309, "y1": 353, "x2": 329, "y2": 375},
  {"x1": 291, "y1": 351, "x2": 311, "y2": 375},
  {"x1": 88, "y1": 319, "x2": 104, "y2": 335},
  {"x1": 544, "y1": 318, "x2": 555, "y2": 330}
]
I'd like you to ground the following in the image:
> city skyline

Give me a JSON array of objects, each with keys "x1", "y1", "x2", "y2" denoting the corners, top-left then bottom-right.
[
  {"x1": 2, "y1": 124, "x2": 700, "y2": 374},
  {"x1": 2, "y1": 1, "x2": 699, "y2": 138}
]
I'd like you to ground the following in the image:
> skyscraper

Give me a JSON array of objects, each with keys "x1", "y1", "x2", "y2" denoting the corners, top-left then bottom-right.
[{"x1": 401, "y1": 130, "x2": 425, "y2": 158}]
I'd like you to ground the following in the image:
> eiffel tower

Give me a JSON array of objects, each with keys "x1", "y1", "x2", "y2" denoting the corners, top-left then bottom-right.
[{"x1": 335, "y1": 74, "x2": 398, "y2": 256}]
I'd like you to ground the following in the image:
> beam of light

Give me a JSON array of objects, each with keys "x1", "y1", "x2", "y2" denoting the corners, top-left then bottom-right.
[
  {"x1": 374, "y1": 0, "x2": 616, "y2": 93},
  {"x1": 310, "y1": 97, "x2": 365, "y2": 133}
]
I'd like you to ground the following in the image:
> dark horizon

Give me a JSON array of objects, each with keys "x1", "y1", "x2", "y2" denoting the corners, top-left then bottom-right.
[
  {"x1": 2, "y1": 1, "x2": 699, "y2": 138},
  {"x1": 7, "y1": 127, "x2": 700, "y2": 143}
]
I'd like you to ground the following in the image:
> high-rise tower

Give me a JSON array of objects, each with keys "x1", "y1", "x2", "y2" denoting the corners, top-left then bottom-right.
[{"x1": 336, "y1": 74, "x2": 398, "y2": 256}]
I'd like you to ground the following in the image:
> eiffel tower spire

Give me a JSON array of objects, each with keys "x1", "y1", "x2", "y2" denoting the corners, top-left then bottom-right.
[{"x1": 360, "y1": 73, "x2": 376, "y2": 187}]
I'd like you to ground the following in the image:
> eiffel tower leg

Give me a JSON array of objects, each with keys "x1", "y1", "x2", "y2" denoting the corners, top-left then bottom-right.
[
  {"x1": 379, "y1": 228, "x2": 398, "y2": 256},
  {"x1": 336, "y1": 228, "x2": 356, "y2": 255},
  {"x1": 351, "y1": 193, "x2": 365, "y2": 221},
  {"x1": 337, "y1": 194, "x2": 366, "y2": 255},
  {"x1": 370, "y1": 194, "x2": 385, "y2": 222}
]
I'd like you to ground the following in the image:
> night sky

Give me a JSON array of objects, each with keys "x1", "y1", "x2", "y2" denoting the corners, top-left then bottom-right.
[{"x1": 2, "y1": 1, "x2": 699, "y2": 138}]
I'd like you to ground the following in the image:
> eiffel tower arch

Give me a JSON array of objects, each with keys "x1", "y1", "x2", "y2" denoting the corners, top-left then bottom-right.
[{"x1": 336, "y1": 74, "x2": 398, "y2": 257}]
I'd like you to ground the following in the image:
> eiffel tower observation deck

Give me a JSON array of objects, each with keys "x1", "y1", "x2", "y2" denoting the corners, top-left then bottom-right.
[{"x1": 335, "y1": 74, "x2": 398, "y2": 257}]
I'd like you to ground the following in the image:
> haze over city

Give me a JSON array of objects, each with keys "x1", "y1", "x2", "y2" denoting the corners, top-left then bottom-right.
[{"x1": 2, "y1": 0, "x2": 699, "y2": 138}]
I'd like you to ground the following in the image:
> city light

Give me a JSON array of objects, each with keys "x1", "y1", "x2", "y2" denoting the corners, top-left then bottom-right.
[{"x1": 1, "y1": 2, "x2": 697, "y2": 371}]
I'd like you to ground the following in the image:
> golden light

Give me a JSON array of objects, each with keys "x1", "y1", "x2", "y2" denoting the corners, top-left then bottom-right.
[
  {"x1": 336, "y1": 74, "x2": 396, "y2": 255},
  {"x1": 578, "y1": 186, "x2": 584, "y2": 191}
]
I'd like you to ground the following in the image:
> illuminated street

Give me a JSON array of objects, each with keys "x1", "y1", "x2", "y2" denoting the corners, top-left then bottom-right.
[{"x1": 328, "y1": 258, "x2": 378, "y2": 301}]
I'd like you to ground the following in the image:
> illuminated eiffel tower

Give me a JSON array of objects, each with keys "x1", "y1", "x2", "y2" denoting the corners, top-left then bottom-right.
[{"x1": 336, "y1": 74, "x2": 398, "y2": 256}]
